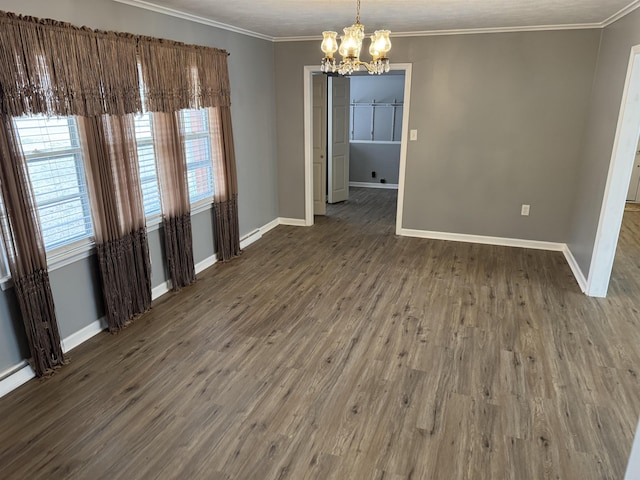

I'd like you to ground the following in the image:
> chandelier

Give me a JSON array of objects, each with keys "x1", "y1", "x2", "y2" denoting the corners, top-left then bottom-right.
[{"x1": 320, "y1": 0, "x2": 392, "y2": 75}]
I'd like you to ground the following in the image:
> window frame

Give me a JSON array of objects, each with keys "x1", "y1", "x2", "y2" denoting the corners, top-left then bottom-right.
[
  {"x1": 181, "y1": 109, "x2": 215, "y2": 207},
  {"x1": 15, "y1": 116, "x2": 95, "y2": 252},
  {"x1": 0, "y1": 107, "x2": 220, "y2": 288}
]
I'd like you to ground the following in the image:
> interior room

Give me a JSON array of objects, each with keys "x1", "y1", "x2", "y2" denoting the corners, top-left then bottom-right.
[{"x1": 1, "y1": 0, "x2": 640, "y2": 478}]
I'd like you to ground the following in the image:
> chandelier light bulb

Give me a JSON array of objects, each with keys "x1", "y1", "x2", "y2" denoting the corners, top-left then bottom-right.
[
  {"x1": 373, "y1": 30, "x2": 391, "y2": 57},
  {"x1": 321, "y1": 31, "x2": 339, "y2": 58}
]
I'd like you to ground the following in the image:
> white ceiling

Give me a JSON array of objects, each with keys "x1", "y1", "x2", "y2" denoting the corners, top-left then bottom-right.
[{"x1": 117, "y1": 0, "x2": 640, "y2": 40}]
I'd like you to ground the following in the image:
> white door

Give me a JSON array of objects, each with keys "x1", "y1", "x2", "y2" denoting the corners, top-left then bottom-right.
[
  {"x1": 626, "y1": 137, "x2": 640, "y2": 201},
  {"x1": 313, "y1": 75, "x2": 328, "y2": 215},
  {"x1": 327, "y1": 76, "x2": 350, "y2": 204}
]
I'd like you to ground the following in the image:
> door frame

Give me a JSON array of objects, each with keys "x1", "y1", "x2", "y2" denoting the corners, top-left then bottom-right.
[
  {"x1": 587, "y1": 44, "x2": 640, "y2": 297},
  {"x1": 303, "y1": 63, "x2": 413, "y2": 228}
]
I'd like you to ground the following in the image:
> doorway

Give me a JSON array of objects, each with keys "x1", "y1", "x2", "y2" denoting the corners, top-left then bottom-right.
[
  {"x1": 312, "y1": 72, "x2": 407, "y2": 217},
  {"x1": 303, "y1": 64, "x2": 412, "y2": 231},
  {"x1": 587, "y1": 45, "x2": 640, "y2": 297}
]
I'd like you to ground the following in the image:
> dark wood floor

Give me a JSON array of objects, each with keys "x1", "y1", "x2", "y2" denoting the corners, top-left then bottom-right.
[{"x1": 1, "y1": 187, "x2": 639, "y2": 479}]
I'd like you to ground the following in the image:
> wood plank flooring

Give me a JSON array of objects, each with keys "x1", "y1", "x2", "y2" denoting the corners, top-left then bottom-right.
[{"x1": 1, "y1": 187, "x2": 639, "y2": 479}]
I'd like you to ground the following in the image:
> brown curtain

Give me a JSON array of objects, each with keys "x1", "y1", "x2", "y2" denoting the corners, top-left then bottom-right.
[
  {"x1": 209, "y1": 107, "x2": 240, "y2": 261},
  {"x1": 0, "y1": 11, "x2": 141, "y2": 117},
  {"x1": 0, "y1": 114, "x2": 64, "y2": 376},
  {"x1": 152, "y1": 112, "x2": 195, "y2": 290},
  {"x1": 138, "y1": 37, "x2": 230, "y2": 113},
  {"x1": 77, "y1": 114, "x2": 152, "y2": 332},
  {"x1": 138, "y1": 36, "x2": 233, "y2": 280}
]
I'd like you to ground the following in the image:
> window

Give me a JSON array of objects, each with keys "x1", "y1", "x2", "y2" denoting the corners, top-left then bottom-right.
[
  {"x1": 13, "y1": 116, "x2": 94, "y2": 251},
  {"x1": 180, "y1": 109, "x2": 214, "y2": 204},
  {"x1": 134, "y1": 113, "x2": 162, "y2": 217},
  {"x1": 133, "y1": 108, "x2": 215, "y2": 220}
]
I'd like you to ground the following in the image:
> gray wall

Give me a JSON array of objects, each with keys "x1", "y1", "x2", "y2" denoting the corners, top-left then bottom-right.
[
  {"x1": 276, "y1": 30, "x2": 600, "y2": 242},
  {"x1": 567, "y1": 9, "x2": 640, "y2": 276},
  {"x1": 350, "y1": 144, "x2": 401, "y2": 184},
  {"x1": 351, "y1": 74, "x2": 405, "y2": 103},
  {"x1": 0, "y1": 0, "x2": 279, "y2": 374},
  {"x1": 349, "y1": 75, "x2": 405, "y2": 184}
]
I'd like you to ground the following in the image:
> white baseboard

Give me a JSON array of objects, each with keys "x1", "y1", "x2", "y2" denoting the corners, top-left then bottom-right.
[
  {"x1": 349, "y1": 181, "x2": 399, "y2": 190},
  {"x1": 240, "y1": 229, "x2": 261, "y2": 250},
  {"x1": 278, "y1": 217, "x2": 308, "y2": 227},
  {"x1": 195, "y1": 254, "x2": 218, "y2": 274},
  {"x1": 61, "y1": 317, "x2": 108, "y2": 353},
  {"x1": 153, "y1": 218, "x2": 281, "y2": 299},
  {"x1": 0, "y1": 362, "x2": 35, "y2": 398},
  {"x1": 563, "y1": 245, "x2": 587, "y2": 292},
  {"x1": 152, "y1": 281, "x2": 171, "y2": 300},
  {"x1": 261, "y1": 218, "x2": 281, "y2": 235},
  {"x1": 152, "y1": 254, "x2": 218, "y2": 301},
  {"x1": 398, "y1": 228, "x2": 565, "y2": 252},
  {"x1": 239, "y1": 218, "x2": 280, "y2": 250},
  {"x1": 2, "y1": 315, "x2": 111, "y2": 398}
]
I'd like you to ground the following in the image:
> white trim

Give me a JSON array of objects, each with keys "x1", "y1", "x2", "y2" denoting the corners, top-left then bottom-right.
[
  {"x1": 586, "y1": 45, "x2": 640, "y2": 298},
  {"x1": 603, "y1": 0, "x2": 640, "y2": 27},
  {"x1": 115, "y1": 0, "x2": 640, "y2": 43},
  {"x1": 400, "y1": 228, "x2": 587, "y2": 290},
  {"x1": 240, "y1": 229, "x2": 261, "y2": 250},
  {"x1": 399, "y1": 228, "x2": 565, "y2": 251},
  {"x1": 563, "y1": 245, "x2": 587, "y2": 293},
  {"x1": 152, "y1": 253, "x2": 218, "y2": 300},
  {"x1": 303, "y1": 66, "x2": 315, "y2": 227},
  {"x1": 279, "y1": 217, "x2": 308, "y2": 227},
  {"x1": 0, "y1": 363, "x2": 35, "y2": 398},
  {"x1": 239, "y1": 218, "x2": 280, "y2": 250},
  {"x1": 395, "y1": 64, "x2": 413, "y2": 235},
  {"x1": 276, "y1": 23, "x2": 602, "y2": 42},
  {"x1": 261, "y1": 218, "x2": 281, "y2": 235},
  {"x1": 146, "y1": 214, "x2": 163, "y2": 231},
  {"x1": 626, "y1": 419, "x2": 640, "y2": 480},
  {"x1": 191, "y1": 200, "x2": 213, "y2": 216},
  {"x1": 0, "y1": 360, "x2": 29, "y2": 383},
  {"x1": 61, "y1": 318, "x2": 108, "y2": 353},
  {"x1": 0, "y1": 276, "x2": 11, "y2": 291},
  {"x1": 112, "y1": 0, "x2": 274, "y2": 41},
  {"x1": 349, "y1": 181, "x2": 399, "y2": 190},
  {"x1": 152, "y1": 281, "x2": 171, "y2": 300},
  {"x1": 303, "y1": 64, "x2": 412, "y2": 229},
  {"x1": 0, "y1": 217, "x2": 278, "y2": 398},
  {"x1": 47, "y1": 242, "x2": 95, "y2": 272},
  {"x1": 195, "y1": 254, "x2": 218, "y2": 274},
  {"x1": 152, "y1": 218, "x2": 281, "y2": 300}
]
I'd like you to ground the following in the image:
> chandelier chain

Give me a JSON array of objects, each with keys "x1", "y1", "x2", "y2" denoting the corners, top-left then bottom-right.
[{"x1": 356, "y1": 0, "x2": 361, "y2": 24}]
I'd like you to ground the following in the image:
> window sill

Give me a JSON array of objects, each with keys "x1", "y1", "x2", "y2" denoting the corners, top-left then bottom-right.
[
  {"x1": 191, "y1": 199, "x2": 214, "y2": 216},
  {"x1": 0, "y1": 240, "x2": 95, "y2": 291},
  {"x1": 147, "y1": 214, "x2": 163, "y2": 232},
  {"x1": 0, "y1": 202, "x2": 215, "y2": 291}
]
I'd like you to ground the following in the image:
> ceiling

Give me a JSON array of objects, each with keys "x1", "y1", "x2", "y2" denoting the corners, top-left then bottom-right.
[{"x1": 117, "y1": 0, "x2": 640, "y2": 39}]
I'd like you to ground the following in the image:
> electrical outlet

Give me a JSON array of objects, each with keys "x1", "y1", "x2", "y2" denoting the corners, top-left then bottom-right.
[
  {"x1": 410, "y1": 129, "x2": 418, "y2": 141},
  {"x1": 521, "y1": 204, "x2": 530, "y2": 216},
  {"x1": 372, "y1": 171, "x2": 376, "y2": 178}
]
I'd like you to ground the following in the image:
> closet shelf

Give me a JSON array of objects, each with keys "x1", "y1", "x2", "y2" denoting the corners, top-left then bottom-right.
[{"x1": 350, "y1": 140, "x2": 401, "y2": 145}]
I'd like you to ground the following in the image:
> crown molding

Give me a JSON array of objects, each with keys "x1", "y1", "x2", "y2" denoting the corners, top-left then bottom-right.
[
  {"x1": 114, "y1": 0, "x2": 640, "y2": 44},
  {"x1": 112, "y1": 0, "x2": 275, "y2": 41},
  {"x1": 602, "y1": 0, "x2": 640, "y2": 27},
  {"x1": 274, "y1": 23, "x2": 602, "y2": 42}
]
